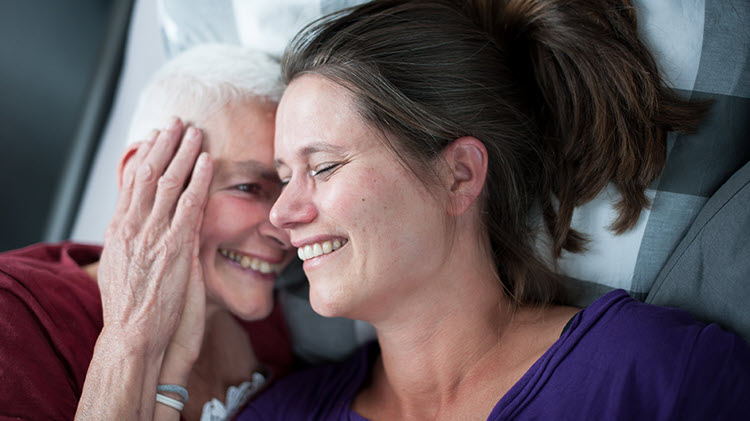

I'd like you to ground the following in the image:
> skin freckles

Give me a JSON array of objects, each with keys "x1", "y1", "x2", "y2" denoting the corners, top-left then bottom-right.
[{"x1": 271, "y1": 75, "x2": 452, "y2": 324}]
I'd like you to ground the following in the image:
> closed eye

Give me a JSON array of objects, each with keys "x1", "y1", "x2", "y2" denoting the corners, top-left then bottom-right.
[{"x1": 310, "y1": 163, "x2": 340, "y2": 177}]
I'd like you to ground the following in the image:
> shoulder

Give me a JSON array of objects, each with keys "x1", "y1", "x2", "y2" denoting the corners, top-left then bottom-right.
[
  {"x1": 561, "y1": 290, "x2": 750, "y2": 417},
  {"x1": 671, "y1": 322, "x2": 750, "y2": 418},
  {"x1": 0, "y1": 241, "x2": 101, "y2": 292},
  {"x1": 572, "y1": 290, "x2": 707, "y2": 347},
  {"x1": 0, "y1": 242, "x2": 102, "y2": 331},
  {"x1": 569, "y1": 290, "x2": 748, "y2": 368},
  {"x1": 0, "y1": 242, "x2": 103, "y2": 419},
  {"x1": 238, "y1": 342, "x2": 378, "y2": 420}
]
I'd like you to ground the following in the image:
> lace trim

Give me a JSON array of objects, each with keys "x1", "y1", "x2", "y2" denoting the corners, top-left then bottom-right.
[{"x1": 199, "y1": 371, "x2": 267, "y2": 421}]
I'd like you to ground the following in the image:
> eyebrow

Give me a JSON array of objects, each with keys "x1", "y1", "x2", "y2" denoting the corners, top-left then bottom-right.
[
  {"x1": 274, "y1": 142, "x2": 347, "y2": 168},
  {"x1": 214, "y1": 159, "x2": 280, "y2": 182}
]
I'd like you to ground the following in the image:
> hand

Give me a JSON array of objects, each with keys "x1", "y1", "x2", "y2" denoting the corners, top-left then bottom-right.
[
  {"x1": 97, "y1": 118, "x2": 212, "y2": 360},
  {"x1": 159, "y1": 253, "x2": 206, "y2": 385}
]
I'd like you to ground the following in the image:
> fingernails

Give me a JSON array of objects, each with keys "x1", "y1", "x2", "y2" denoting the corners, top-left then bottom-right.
[
  {"x1": 167, "y1": 116, "x2": 180, "y2": 130},
  {"x1": 186, "y1": 126, "x2": 200, "y2": 140},
  {"x1": 147, "y1": 129, "x2": 159, "y2": 142}
]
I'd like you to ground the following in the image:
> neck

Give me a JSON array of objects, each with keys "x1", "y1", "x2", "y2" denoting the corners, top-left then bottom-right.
[
  {"x1": 353, "y1": 226, "x2": 577, "y2": 420},
  {"x1": 358, "y1": 237, "x2": 516, "y2": 419},
  {"x1": 183, "y1": 305, "x2": 258, "y2": 419},
  {"x1": 191, "y1": 307, "x2": 256, "y2": 382}
]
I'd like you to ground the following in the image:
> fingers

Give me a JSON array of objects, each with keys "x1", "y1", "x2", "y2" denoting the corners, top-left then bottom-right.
[
  {"x1": 111, "y1": 133, "x2": 157, "y2": 224},
  {"x1": 118, "y1": 129, "x2": 159, "y2": 189},
  {"x1": 171, "y1": 153, "x2": 213, "y2": 241},
  {"x1": 97, "y1": 118, "x2": 213, "y2": 359},
  {"x1": 151, "y1": 127, "x2": 203, "y2": 220},
  {"x1": 128, "y1": 118, "x2": 184, "y2": 220}
]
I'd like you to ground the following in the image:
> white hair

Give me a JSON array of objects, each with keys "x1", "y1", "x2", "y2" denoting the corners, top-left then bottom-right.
[{"x1": 127, "y1": 43, "x2": 283, "y2": 144}]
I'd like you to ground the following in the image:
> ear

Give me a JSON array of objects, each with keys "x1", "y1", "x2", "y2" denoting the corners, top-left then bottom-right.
[
  {"x1": 117, "y1": 130, "x2": 160, "y2": 189},
  {"x1": 441, "y1": 136, "x2": 488, "y2": 217},
  {"x1": 117, "y1": 143, "x2": 140, "y2": 190}
]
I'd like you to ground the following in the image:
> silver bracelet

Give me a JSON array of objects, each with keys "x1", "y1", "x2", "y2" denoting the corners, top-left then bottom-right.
[
  {"x1": 157, "y1": 384, "x2": 189, "y2": 402},
  {"x1": 156, "y1": 393, "x2": 185, "y2": 412}
]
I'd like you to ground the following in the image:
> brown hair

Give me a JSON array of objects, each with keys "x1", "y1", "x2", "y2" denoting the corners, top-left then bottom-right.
[{"x1": 281, "y1": 0, "x2": 710, "y2": 305}]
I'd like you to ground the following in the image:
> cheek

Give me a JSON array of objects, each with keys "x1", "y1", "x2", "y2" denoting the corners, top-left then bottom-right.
[
  {"x1": 200, "y1": 198, "x2": 241, "y2": 252},
  {"x1": 320, "y1": 169, "x2": 390, "y2": 233},
  {"x1": 200, "y1": 195, "x2": 270, "y2": 241},
  {"x1": 199, "y1": 198, "x2": 224, "y2": 248},
  {"x1": 360, "y1": 168, "x2": 444, "y2": 264},
  {"x1": 323, "y1": 166, "x2": 428, "y2": 250}
]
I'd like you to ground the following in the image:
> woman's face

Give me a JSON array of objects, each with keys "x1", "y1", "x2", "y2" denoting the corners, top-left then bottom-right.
[
  {"x1": 198, "y1": 98, "x2": 293, "y2": 320},
  {"x1": 271, "y1": 75, "x2": 450, "y2": 322}
]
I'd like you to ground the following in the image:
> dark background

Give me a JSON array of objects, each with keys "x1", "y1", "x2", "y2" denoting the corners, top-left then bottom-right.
[{"x1": 0, "y1": 0, "x2": 120, "y2": 252}]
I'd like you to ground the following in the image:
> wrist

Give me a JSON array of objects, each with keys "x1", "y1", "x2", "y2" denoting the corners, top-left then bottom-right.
[{"x1": 157, "y1": 384, "x2": 189, "y2": 409}]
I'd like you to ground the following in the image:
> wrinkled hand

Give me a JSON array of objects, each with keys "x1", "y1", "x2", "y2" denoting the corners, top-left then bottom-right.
[
  {"x1": 98, "y1": 118, "x2": 212, "y2": 362},
  {"x1": 160, "y1": 252, "x2": 207, "y2": 384}
]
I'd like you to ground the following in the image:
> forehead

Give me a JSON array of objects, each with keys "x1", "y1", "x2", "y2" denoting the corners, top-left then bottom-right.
[
  {"x1": 200, "y1": 98, "x2": 278, "y2": 167},
  {"x1": 275, "y1": 75, "x2": 375, "y2": 160}
]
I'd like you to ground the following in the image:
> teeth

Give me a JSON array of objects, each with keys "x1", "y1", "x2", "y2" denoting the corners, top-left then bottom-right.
[
  {"x1": 313, "y1": 243, "x2": 323, "y2": 257},
  {"x1": 218, "y1": 248, "x2": 282, "y2": 274},
  {"x1": 260, "y1": 262, "x2": 271, "y2": 274},
  {"x1": 240, "y1": 255, "x2": 251, "y2": 268},
  {"x1": 298, "y1": 239, "x2": 347, "y2": 261}
]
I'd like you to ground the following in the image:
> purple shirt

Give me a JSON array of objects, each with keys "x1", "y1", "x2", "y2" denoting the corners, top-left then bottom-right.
[{"x1": 239, "y1": 290, "x2": 750, "y2": 420}]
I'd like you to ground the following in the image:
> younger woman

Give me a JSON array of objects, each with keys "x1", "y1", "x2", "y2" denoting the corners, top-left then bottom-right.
[{"x1": 238, "y1": 0, "x2": 750, "y2": 419}]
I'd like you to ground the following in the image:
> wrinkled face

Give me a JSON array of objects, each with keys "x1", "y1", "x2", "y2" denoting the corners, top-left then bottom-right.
[
  {"x1": 270, "y1": 75, "x2": 449, "y2": 322},
  {"x1": 198, "y1": 98, "x2": 293, "y2": 321}
]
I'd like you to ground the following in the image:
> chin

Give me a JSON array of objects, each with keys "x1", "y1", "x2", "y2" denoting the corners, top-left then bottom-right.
[
  {"x1": 309, "y1": 288, "x2": 350, "y2": 319},
  {"x1": 209, "y1": 283, "x2": 275, "y2": 321},
  {"x1": 228, "y1": 296, "x2": 274, "y2": 321}
]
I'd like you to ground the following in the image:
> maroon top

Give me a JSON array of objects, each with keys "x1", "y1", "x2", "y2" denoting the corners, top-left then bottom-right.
[{"x1": 0, "y1": 242, "x2": 293, "y2": 420}]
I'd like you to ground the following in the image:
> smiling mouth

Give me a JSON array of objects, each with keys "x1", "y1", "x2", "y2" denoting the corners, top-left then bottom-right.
[
  {"x1": 218, "y1": 248, "x2": 282, "y2": 274},
  {"x1": 297, "y1": 239, "x2": 348, "y2": 261}
]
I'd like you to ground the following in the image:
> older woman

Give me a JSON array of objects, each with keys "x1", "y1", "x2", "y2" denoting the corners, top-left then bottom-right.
[
  {"x1": 232, "y1": 0, "x2": 750, "y2": 419},
  {"x1": 0, "y1": 44, "x2": 295, "y2": 420}
]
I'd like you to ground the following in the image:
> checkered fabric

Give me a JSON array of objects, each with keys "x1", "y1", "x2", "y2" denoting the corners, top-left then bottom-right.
[{"x1": 563, "y1": 0, "x2": 750, "y2": 306}]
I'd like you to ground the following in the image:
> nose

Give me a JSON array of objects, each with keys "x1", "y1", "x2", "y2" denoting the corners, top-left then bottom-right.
[{"x1": 270, "y1": 177, "x2": 317, "y2": 230}]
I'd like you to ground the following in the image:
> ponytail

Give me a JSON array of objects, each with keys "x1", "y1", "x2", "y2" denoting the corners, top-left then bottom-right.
[
  {"x1": 282, "y1": 0, "x2": 710, "y2": 305},
  {"x1": 464, "y1": 0, "x2": 710, "y2": 255}
]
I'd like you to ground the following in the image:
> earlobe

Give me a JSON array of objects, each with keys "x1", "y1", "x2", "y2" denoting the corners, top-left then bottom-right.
[{"x1": 443, "y1": 136, "x2": 488, "y2": 217}]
